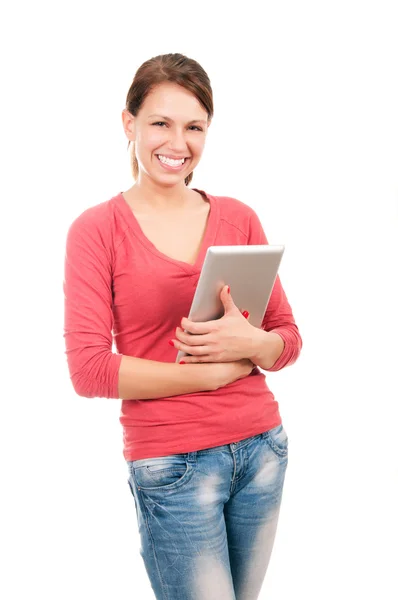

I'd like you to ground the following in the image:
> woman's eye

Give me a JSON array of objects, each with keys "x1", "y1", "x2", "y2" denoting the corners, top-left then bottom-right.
[{"x1": 152, "y1": 122, "x2": 202, "y2": 131}]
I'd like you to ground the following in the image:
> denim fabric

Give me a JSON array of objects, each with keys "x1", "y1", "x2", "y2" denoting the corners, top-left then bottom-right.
[{"x1": 126, "y1": 424, "x2": 288, "y2": 600}]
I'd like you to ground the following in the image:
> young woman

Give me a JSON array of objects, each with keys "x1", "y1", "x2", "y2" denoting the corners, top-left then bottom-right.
[{"x1": 63, "y1": 52, "x2": 303, "y2": 600}]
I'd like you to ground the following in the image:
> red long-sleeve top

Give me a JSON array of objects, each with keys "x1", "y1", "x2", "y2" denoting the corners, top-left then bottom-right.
[{"x1": 63, "y1": 188, "x2": 303, "y2": 460}]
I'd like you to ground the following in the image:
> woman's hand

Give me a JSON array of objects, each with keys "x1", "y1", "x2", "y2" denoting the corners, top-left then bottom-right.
[
  {"x1": 172, "y1": 284, "x2": 258, "y2": 363},
  {"x1": 209, "y1": 358, "x2": 258, "y2": 390}
]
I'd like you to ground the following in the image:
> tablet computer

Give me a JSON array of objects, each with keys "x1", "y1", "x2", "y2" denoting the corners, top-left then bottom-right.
[{"x1": 175, "y1": 244, "x2": 285, "y2": 363}]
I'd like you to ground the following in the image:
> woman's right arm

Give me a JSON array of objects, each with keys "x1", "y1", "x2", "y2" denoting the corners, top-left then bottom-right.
[
  {"x1": 64, "y1": 210, "x2": 254, "y2": 400},
  {"x1": 118, "y1": 356, "x2": 255, "y2": 400}
]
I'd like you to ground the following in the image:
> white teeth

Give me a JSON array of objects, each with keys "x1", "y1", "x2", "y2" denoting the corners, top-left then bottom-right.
[{"x1": 157, "y1": 154, "x2": 185, "y2": 166}]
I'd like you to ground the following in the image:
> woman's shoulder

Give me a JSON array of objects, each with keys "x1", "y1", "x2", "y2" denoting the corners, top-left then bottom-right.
[
  {"x1": 68, "y1": 193, "x2": 121, "y2": 232},
  {"x1": 208, "y1": 190, "x2": 259, "y2": 221},
  {"x1": 65, "y1": 193, "x2": 122, "y2": 252}
]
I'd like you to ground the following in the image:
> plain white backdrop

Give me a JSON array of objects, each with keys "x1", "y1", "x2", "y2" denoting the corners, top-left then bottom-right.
[{"x1": 1, "y1": 1, "x2": 397, "y2": 598}]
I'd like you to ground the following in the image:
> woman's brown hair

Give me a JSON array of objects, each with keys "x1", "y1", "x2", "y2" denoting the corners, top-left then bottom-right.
[{"x1": 125, "y1": 53, "x2": 214, "y2": 187}]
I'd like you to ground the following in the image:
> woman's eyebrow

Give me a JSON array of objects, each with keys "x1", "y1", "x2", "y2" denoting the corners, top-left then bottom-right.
[{"x1": 147, "y1": 114, "x2": 207, "y2": 125}]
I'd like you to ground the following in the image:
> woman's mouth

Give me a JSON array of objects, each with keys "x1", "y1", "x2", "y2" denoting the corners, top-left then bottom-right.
[{"x1": 156, "y1": 154, "x2": 190, "y2": 171}]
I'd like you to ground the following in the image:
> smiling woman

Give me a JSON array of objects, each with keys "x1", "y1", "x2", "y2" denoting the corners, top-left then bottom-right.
[
  {"x1": 122, "y1": 54, "x2": 213, "y2": 194},
  {"x1": 63, "y1": 52, "x2": 302, "y2": 600}
]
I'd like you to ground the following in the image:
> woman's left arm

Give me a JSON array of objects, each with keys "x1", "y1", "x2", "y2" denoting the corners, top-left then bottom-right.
[
  {"x1": 247, "y1": 272, "x2": 303, "y2": 371},
  {"x1": 174, "y1": 204, "x2": 303, "y2": 369}
]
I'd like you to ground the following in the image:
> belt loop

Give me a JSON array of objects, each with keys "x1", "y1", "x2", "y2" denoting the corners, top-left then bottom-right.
[{"x1": 187, "y1": 451, "x2": 197, "y2": 462}]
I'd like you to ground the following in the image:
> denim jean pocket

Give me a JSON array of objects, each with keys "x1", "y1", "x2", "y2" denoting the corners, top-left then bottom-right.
[
  {"x1": 265, "y1": 424, "x2": 289, "y2": 457},
  {"x1": 127, "y1": 455, "x2": 194, "y2": 491}
]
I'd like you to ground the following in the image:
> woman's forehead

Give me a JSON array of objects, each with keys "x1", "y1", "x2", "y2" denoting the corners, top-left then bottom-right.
[{"x1": 141, "y1": 83, "x2": 207, "y2": 119}]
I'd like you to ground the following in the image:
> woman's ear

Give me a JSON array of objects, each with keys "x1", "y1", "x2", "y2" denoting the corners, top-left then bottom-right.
[{"x1": 122, "y1": 109, "x2": 136, "y2": 142}]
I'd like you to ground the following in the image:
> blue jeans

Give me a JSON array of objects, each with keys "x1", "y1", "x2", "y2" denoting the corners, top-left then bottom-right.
[{"x1": 126, "y1": 424, "x2": 288, "y2": 600}]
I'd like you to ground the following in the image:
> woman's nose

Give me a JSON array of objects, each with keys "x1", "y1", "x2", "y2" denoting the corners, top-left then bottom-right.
[{"x1": 169, "y1": 129, "x2": 189, "y2": 152}]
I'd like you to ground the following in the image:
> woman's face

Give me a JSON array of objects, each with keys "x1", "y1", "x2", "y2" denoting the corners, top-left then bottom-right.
[{"x1": 123, "y1": 82, "x2": 210, "y2": 185}]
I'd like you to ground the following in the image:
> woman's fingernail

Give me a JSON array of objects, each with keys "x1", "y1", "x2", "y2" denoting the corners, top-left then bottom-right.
[
  {"x1": 168, "y1": 340, "x2": 174, "y2": 347},
  {"x1": 227, "y1": 286, "x2": 230, "y2": 294},
  {"x1": 242, "y1": 310, "x2": 249, "y2": 318},
  {"x1": 179, "y1": 361, "x2": 186, "y2": 364}
]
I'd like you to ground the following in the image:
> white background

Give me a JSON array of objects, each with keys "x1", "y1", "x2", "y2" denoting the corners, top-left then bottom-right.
[{"x1": 1, "y1": 1, "x2": 397, "y2": 598}]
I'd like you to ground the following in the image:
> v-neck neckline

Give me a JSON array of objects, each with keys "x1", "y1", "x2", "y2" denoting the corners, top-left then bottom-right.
[{"x1": 113, "y1": 187, "x2": 219, "y2": 274}]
